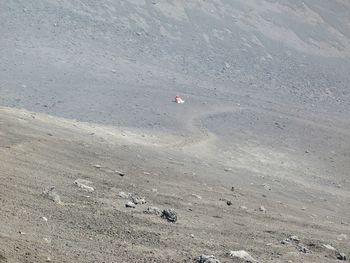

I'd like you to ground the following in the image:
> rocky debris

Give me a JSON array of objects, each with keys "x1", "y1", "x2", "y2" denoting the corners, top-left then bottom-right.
[
  {"x1": 42, "y1": 186, "x2": 63, "y2": 205},
  {"x1": 228, "y1": 250, "x2": 258, "y2": 263},
  {"x1": 196, "y1": 255, "x2": 220, "y2": 263},
  {"x1": 337, "y1": 234, "x2": 348, "y2": 241},
  {"x1": 131, "y1": 196, "x2": 146, "y2": 205},
  {"x1": 119, "y1": 192, "x2": 145, "y2": 207},
  {"x1": 240, "y1": 206, "x2": 248, "y2": 210},
  {"x1": 118, "y1": 191, "x2": 131, "y2": 199},
  {"x1": 125, "y1": 201, "x2": 136, "y2": 208},
  {"x1": 281, "y1": 235, "x2": 310, "y2": 253},
  {"x1": 290, "y1": 235, "x2": 300, "y2": 242},
  {"x1": 191, "y1": 194, "x2": 202, "y2": 199},
  {"x1": 74, "y1": 179, "x2": 94, "y2": 192},
  {"x1": 336, "y1": 252, "x2": 347, "y2": 261},
  {"x1": 297, "y1": 244, "x2": 311, "y2": 254},
  {"x1": 219, "y1": 198, "x2": 233, "y2": 205},
  {"x1": 231, "y1": 186, "x2": 235, "y2": 191},
  {"x1": 224, "y1": 168, "x2": 232, "y2": 172},
  {"x1": 323, "y1": 244, "x2": 336, "y2": 251},
  {"x1": 143, "y1": 207, "x2": 161, "y2": 216},
  {"x1": 93, "y1": 164, "x2": 101, "y2": 169},
  {"x1": 161, "y1": 209, "x2": 177, "y2": 222},
  {"x1": 282, "y1": 235, "x2": 299, "y2": 244},
  {"x1": 115, "y1": 170, "x2": 125, "y2": 176},
  {"x1": 259, "y1": 206, "x2": 266, "y2": 212},
  {"x1": 262, "y1": 184, "x2": 271, "y2": 191},
  {"x1": 281, "y1": 239, "x2": 291, "y2": 245}
]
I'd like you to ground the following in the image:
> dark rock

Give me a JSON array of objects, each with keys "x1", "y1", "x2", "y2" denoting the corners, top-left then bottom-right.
[
  {"x1": 336, "y1": 253, "x2": 347, "y2": 261},
  {"x1": 196, "y1": 255, "x2": 220, "y2": 263},
  {"x1": 125, "y1": 201, "x2": 136, "y2": 208},
  {"x1": 161, "y1": 209, "x2": 177, "y2": 222}
]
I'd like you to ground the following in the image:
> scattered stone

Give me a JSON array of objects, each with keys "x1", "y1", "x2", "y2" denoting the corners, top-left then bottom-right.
[
  {"x1": 281, "y1": 239, "x2": 291, "y2": 245},
  {"x1": 219, "y1": 198, "x2": 233, "y2": 205},
  {"x1": 231, "y1": 186, "x2": 235, "y2": 191},
  {"x1": 259, "y1": 206, "x2": 266, "y2": 212},
  {"x1": 323, "y1": 244, "x2": 336, "y2": 251},
  {"x1": 118, "y1": 191, "x2": 131, "y2": 199},
  {"x1": 290, "y1": 236, "x2": 300, "y2": 242},
  {"x1": 125, "y1": 201, "x2": 136, "y2": 208},
  {"x1": 74, "y1": 179, "x2": 94, "y2": 192},
  {"x1": 297, "y1": 244, "x2": 311, "y2": 254},
  {"x1": 131, "y1": 196, "x2": 146, "y2": 205},
  {"x1": 42, "y1": 217, "x2": 48, "y2": 222},
  {"x1": 190, "y1": 234, "x2": 194, "y2": 238},
  {"x1": 337, "y1": 234, "x2": 348, "y2": 241},
  {"x1": 42, "y1": 186, "x2": 63, "y2": 205},
  {"x1": 196, "y1": 255, "x2": 220, "y2": 263},
  {"x1": 262, "y1": 184, "x2": 271, "y2": 191},
  {"x1": 152, "y1": 188, "x2": 158, "y2": 193},
  {"x1": 224, "y1": 168, "x2": 232, "y2": 172},
  {"x1": 191, "y1": 194, "x2": 202, "y2": 199},
  {"x1": 19, "y1": 231, "x2": 26, "y2": 235},
  {"x1": 161, "y1": 209, "x2": 177, "y2": 222},
  {"x1": 115, "y1": 170, "x2": 125, "y2": 176},
  {"x1": 336, "y1": 252, "x2": 347, "y2": 261},
  {"x1": 143, "y1": 207, "x2": 161, "y2": 216},
  {"x1": 93, "y1": 164, "x2": 101, "y2": 168},
  {"x1": 143, "y1": 172, "x2": 150, "y2": 175},
  {"x1": 240, "y1": 206, "x2": 248, "y2": 210},
  {"x1": 228, "y1": 250, "x2": 258, "y2": 263}
]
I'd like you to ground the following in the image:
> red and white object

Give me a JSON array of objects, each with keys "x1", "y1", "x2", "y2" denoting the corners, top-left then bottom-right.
[{"x1": 175, "y1": 95, "x2": 184, "y2": 104}]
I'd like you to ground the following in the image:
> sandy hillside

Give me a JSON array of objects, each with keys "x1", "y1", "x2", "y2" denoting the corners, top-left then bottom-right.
[
  {"x1": 1, "y1": 0, "x2": 350, "y2": 262},
  {"x1": 0, "y1": 107, "x2": 349, "y2": 263}
]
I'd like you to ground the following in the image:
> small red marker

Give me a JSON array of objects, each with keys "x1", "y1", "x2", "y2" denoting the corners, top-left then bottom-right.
[{"x1": 175, "y1": 95, "x2": 184, "y2": 104}]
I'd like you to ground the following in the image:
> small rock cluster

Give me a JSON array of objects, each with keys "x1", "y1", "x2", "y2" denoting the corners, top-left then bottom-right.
[
  {"x1": 118, "y1": 190, "x2": 177, "y2": 222},
  {"x1": 196, "y1": 255, "x2": 220, "y2": 263},
  {"x1": 196, "y1": 250, "x2": 258, "y2": 263}
]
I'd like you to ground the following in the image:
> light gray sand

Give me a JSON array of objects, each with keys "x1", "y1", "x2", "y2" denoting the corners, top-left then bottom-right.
[{"x1": 0, "y1": 1, "x2": 349, "y2": 262}]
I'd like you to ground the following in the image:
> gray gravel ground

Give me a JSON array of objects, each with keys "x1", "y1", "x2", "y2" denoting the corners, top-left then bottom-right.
[{"x1": 0, "y1": 1, "x2": 349, "y2": 262}]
